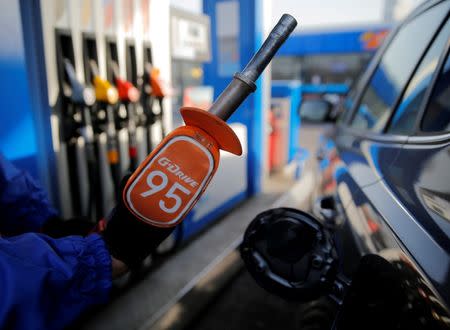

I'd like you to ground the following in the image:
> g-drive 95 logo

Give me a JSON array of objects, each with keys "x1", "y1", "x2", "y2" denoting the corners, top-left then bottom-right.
[{"x1": 125, "y1": 136, "x2": 214, "y2": 227}]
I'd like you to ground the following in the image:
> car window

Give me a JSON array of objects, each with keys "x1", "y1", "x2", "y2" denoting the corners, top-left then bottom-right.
[
  {"x1": 350, "y1": 2, "x2": 450, "y2": 132},
  {"x1": 421, "y1": 51, "x2": 450, "y2": 133},
  {"x1": 387, "y1": 19, "x2": 450, "y2": 135},
  {"x1": 337, "y1": 88, "x2": 356, "y2": 124},
  {"x1": 299, "y1": 99, "x2": 330, "y2": 122}
]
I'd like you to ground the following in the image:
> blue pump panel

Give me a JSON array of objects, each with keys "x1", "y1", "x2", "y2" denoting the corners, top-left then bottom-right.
[
  {"x1": 278, "y1": 25, "x2": 391, "y2": 56},
  {"x1": 272, "y1": 81, "x2": 349, "y2": 163},
  {"x1": 177, "y1": 0, "x2": 267, "y2": 243},
  {"x1": 272, "y1": 81, "x2": 302, "y2": 162},
  {"x1": 203, "y1": 0, "x2": 266, "y2": 196},
  {"x1": 0, "y1": 1, "x2": 41, "y2": 180}
]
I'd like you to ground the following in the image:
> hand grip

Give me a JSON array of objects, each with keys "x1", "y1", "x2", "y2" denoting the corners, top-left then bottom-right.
[{"x1": 209, "y1": 14, "x2": 297, "y2": 121}]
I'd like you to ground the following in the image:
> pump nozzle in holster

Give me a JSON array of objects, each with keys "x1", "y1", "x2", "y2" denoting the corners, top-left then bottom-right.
[
  {"x1": 90, "y1": 63, "x2": 122, "y2": 192},
  {"x1": 112, "y1": 64, "x2": 141, "y2": 171},
  {"x1": 62, "y1": 60, "x2": 101, "y2": 220}
]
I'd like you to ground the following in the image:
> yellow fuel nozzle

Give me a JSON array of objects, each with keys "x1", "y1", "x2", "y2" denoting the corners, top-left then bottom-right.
[{"x1": 93, "y1": 75, "x2": 119, "y2": 104}]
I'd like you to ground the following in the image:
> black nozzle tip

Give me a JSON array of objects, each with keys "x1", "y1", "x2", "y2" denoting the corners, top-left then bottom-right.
[
  {"x1": 281, "y1": 13, "x2": 298, "y2": 29},
  {"x1": 275, "y1": 14, "x2": 297, "y2": 38}
]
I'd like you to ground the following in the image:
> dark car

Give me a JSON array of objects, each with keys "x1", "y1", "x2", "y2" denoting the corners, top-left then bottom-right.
[{"x1": 241, "y1": 1, "x2": 450, "y2": 329}]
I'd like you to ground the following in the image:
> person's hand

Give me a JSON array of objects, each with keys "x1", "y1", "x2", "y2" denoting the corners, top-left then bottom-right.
[
  {"x1": 102, "y1": 175, "x2": 175, "y2": 269},
  {"x1": 111, "y1": 256, "x2": 128, "y2": 278},
  {"x1": 41, "y1": 216, "x2": 96, "y2": 238}
]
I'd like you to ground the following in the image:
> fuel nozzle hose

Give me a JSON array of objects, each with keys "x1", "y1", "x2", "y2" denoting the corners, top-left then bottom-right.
[
  {"x1": 209, "y1": 14, "x2": 297, "y2": 120},
  {"x1": 61, "y1": 59, "x2": 101, "y2": 220},
  {"x1": 102, "y1": 14, "x2": 297, "y2": 270}
]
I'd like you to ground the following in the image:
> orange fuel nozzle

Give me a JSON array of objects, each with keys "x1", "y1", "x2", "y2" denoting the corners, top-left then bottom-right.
[{"x1": 122, "y1": 14, "x2": 297, "y2": 228}]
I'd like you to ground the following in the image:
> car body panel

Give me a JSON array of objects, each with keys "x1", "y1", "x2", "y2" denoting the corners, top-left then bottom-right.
[{"x1": 314, "y1": 1, "x2": 450, "y2": 327}]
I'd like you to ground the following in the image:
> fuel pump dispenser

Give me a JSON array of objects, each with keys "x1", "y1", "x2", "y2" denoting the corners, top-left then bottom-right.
[
  {"x1": 121, "y1": 42, "x2": 142, "y2": 171},
  {"x1": 140, "y1": 63, "x2": 167, "y2": 151},
  {"x1": 101, "y1": 14, "x2": 297, "y2": 279},
  {"x1": 62, "y1": 60, "x2": 103, "y2": 220},
  {"x1": 150, "y1": 67, "x2": 166, "y2": 140},
  {"x1": 83, "y1": 35, "x2": 121, "y2": 197},
  {"x1": 142, "y1": 62, "x2": 157, "y2": 148},
  {"x1": 119, "y1": 14, "x2": 297, "y2": 229},
  {"x1": 112, "y1": 61, "x2": 141, "y2": 171},
  {"x1": 91, "y1": 61, "x2": 121, "y2": 194},
  {"x1": 140, "y1": 46, "x2": 167, "y2": 152},
  {"x1": 54, "y1": 30, "x2": 100, "y2": 219},
  {"x1": 106, "y1": 39, "x2": 146, "y2": 173},
  {"x1": 141, "y1": 42, "x2": 155, "y2": 153}
]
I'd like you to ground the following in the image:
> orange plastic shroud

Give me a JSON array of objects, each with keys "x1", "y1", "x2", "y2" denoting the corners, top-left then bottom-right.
[
  {"x1": 180, "y1": 107, "x2": 242, "y2": 156},
  {"x1": 123, "y1": 107, "x2": 242, "y2": 227}
]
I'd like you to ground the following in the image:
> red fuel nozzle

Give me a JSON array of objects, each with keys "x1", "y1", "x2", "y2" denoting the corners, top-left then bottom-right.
[{"x1": 115, "y1": 77, "x2": 140, "y2": 103}]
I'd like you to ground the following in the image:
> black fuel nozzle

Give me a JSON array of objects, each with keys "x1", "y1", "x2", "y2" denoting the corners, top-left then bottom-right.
[
  {"x1": 110, "y1": 61, "x2": 121, "y2": 81},
  {"x1": 209, "y1": 14, "x2": 297, "y2": 121},
  {"x1": 63, "y1": 59, "x2": 96, "y2": 107},
  {"x1": 142, "y1": 62, "x2": 153, "y2": 96},
  {"x1": 88, "y1": 59, "x2": 100, "y2": 79}
]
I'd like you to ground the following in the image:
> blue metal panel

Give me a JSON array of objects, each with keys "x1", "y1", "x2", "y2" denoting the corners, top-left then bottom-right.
[
  {"x1": 245, "y1": 0, "x2": 264, "y2": 195},
  {"x1": 203, "y1": 0, "x2": 265, "y2": 195},
  {"x1": 272, "y1": 82, "x2": 349, "y2": 162},
  {"x1": 289, "y1": 86, "x2": 302, "y2": 162},
  {"x1": 203, "y1": 0, "x2": 228, "y2": 97},
  {"x1": 272, "y1": 81, "x2": 302, "y2": 162},
  {"x1": 0, "y1": 1, "x2": 41, "y2": 180},
  {"x1": 300, "y1": 84, "x2": 349, "y2": 94},
  {"x1": 0, "y1": 62, "x2": 38, "y2": 161},
  {"x1": 19, "y1": 0, "x2": 57, "y2": 201},
  {"x1": 278, "y1": 26, "x2": 391, "y2": 56}
]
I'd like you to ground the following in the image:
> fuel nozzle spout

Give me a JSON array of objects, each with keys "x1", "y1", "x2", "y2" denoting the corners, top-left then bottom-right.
[
  {"x1": 108, "y1": 61, "x2": 140, "y2": 103},
  {"x1": 115, "y1": 76, "x2": 140, "y2": 103},
  {"x1": 93, "y1": 75, "x2": 119, "y2": 105},
  {"x1": 63, "y1": 59, "x2": 95, "y2": 106},
  {"x1": 208, "y1": 14, "x2": 297, "y2": 121},
  {"x1": 89, "y1": 60, "x2": 119, "y2": 105}
]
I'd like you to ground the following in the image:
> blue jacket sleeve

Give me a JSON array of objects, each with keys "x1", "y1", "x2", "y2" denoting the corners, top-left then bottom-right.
[
  {"x1": 0, "y1": 154, "x2": 58, "y2": 235},
  {"x1": 0, "y1": 233, "x2": 112, "y2": 330}
]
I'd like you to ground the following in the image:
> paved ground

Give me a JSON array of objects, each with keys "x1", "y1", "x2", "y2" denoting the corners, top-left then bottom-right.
[{"x1": 189, "y1": 268, "x2": 302, "y2": 330}]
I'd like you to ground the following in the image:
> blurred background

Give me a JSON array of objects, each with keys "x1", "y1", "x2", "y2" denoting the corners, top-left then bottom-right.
[{"x1": 0, "y1": 0, "x2": 425, "y2": 329}]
